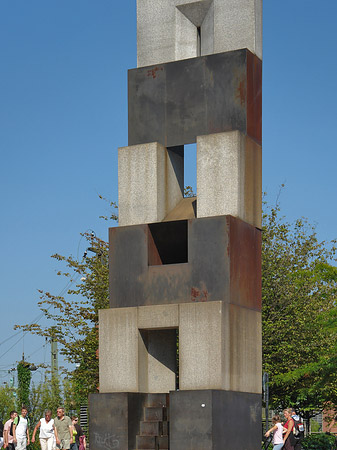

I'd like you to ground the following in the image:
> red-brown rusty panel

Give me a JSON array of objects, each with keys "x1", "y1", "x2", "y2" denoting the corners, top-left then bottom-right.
[
  {"x1": 247, "y1": 52, "x2": 262, "y2": 145},
  {"x1": 228, "y1": 216, "x2": 262, "y2": 311}
]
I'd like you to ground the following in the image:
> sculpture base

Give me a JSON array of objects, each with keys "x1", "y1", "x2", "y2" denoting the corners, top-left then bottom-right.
[{"x1": 89, "y1": 390, "x2": 261, "y2": 450}]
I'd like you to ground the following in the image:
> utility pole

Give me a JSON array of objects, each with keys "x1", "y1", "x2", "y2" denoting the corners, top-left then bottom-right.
[
  {"x1": 263, "y1": 372, "x2": 269, "y2": 431},
  {"x1": 51, "y1": 337, "x2": 58, "y2": 378}
]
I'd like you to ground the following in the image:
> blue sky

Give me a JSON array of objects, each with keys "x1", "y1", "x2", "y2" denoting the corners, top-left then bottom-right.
[{"x1": 0, "y1": 0, "x2": 336, "y2": 385}]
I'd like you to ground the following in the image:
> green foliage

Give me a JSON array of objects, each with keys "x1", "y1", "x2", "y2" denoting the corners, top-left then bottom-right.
[
  {"x1": 17, "y1": 361, "x2": 32, "y2": 409},
  {"x1": 302, "y1": 433, "x2": 336, "y2": 450},
  {"x1": 262, "y1": 195, "x2": 337, "y2": 419},
  {"x1": 0, "y1": 384, "x2": 16, "y2": 421},
  {"x1": 28, "y1": 376, "x2": 62, "y2": 426},
  {"x1": 184, "y1": 185, "x2": 196, "y2": 198},
  {"x1": 16, "y1": 233, "x2": 109, "y2": 408},
  {"x1": 310, "y1": 419, "x2": 321, "y2": 433}
]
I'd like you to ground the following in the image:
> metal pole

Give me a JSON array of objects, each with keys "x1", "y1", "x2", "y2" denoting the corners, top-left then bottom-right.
[
  {"x1": 51, "y1": 338, "x2": 58, "y2": 377},
  {"x1": 263, "y1": 372, "x2": 269, "y2": 431}
]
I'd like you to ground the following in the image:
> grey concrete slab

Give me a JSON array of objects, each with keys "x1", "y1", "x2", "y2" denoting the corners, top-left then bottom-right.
[
  {"x1": 137, "y1": 0, "x2": 262, "y2": 67},
  {"x1": 197, "y1": 131, "x2": 262, "y2": 228}
]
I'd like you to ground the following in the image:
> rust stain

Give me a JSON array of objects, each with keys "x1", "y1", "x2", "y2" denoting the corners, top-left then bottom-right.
[
  {"x1": 237, "y1": 80, "x2": 246, "y2": 106},
  {"x1": 190, "y1": 286, "x2": 208, "y2": 302},
  {"x1": 147, "y1": 66, "x2": 163, "y2": 79}
]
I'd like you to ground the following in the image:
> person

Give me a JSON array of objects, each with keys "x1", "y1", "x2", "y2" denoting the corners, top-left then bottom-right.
[
  {"x1": 70, "y1": 416, "x2": 86, "y2": 450},
  {"x1": 13, "y1": 406, "x2": 30, "y2": 450},
  {"x1": 31, "y1": 409, "x2": 58, "y2": 450},
  {"x1": 291, "y1": 409, "x2": 304, "y2": 450},
  {"x1": 0, "y1": 419, "x2": 4, "y2": 448},
  {"x1": 283, "y1": 408, "x2": 295, "y2": 450},
  {"x1": 54, "y1": 407, "x2": 72, "y2": 450},
  {"x1": 3, "y1": 410, "x2": 17, "y2": 449},
  {"x1": 265, "y1": 415, "x2": 286, "y2": 450}
]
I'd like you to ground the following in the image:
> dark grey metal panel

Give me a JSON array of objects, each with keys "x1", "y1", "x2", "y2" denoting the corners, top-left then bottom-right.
[
  {"x1": 109, "y1": 216, "x2": 261, "y2": 310},
  {"x1": 88, "y1": 392, "x2": 146, "y2": 450},
  {"x1": 170, "y1": 390, "x2": 213, "y2": 450},
  {"x1": 189, "y1": 216, "x2": 230, "y2": 303},
  {"x1": 128, "y1": 49, "x2": 262, "y2": 147},
  {"x1": 170, "y1": 390, "x2": 261, "y2": 450}
]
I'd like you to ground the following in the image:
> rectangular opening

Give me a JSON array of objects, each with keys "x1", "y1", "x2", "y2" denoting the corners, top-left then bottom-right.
[
  {"x1": 148, "y1": 220, "x2": 188, "y2": 265},
  {"x1": 184, "y1": 143, "x2": 196, "y2": 198},
  {"x1": 197, "y1": 26, "x2": 201, "y2": 57},
  {"x1": 139, "y1": 328, "x2": 178, "y2": 393}
]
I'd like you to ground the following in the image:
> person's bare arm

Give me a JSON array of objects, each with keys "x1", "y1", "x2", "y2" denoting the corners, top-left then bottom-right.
[
  {"x1": 31, "y1": 421, "x2": 41, "y2": 443},
  {"x1": 4, "y1": 428, "x2": 8, "y2": 447},
  {"x1": 53, "y1": 424, "x2": 59, "y2": 444},
  {"x1": 69, "y1": 425, "x2": 72, "y2": 441},
  {"x1": 26, "y1": 426, "x2": 30, "y2": 445},
  {"x1": 13, "y1": 423, "x2": 17, "y2": 443},
  {"x1": 265, "y1": 424, "x2": 277, "y2": 437}
]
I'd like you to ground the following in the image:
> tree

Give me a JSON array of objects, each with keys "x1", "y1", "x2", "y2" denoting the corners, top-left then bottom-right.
[
  {"x1": 262, "y1": 196, "x2": 337, "y2": 427},
  {"x1": 17, "y1": 361, "x2": 32, "y2": 409},
  {"x1": 15, "y1": 232, "x2": 109, "y2": 408},
  {"x1": 0, "y1": 384, "x2": 16, "y2": 421}
]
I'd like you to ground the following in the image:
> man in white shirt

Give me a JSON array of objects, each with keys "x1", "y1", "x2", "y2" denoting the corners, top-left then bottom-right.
[{"x1": 13, "y1": 406, "x2": 30, "y2": 450}]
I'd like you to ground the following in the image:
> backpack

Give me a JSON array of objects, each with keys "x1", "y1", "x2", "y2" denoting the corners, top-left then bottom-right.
[
  {"x1": 79, "y1": 434, "x2": 86, "y2": 450},
  {"x1": 292, "y1": 415, "x2": 304, "y2": 440},
  {"x1": 9, "y1": 417, "x2": 19, "y2": 436}
]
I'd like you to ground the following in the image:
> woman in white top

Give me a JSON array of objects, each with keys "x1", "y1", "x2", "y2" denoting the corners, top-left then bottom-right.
[
  {"x1": 31, "y1": 410, "x2": 59, "y2": 450},
  {"x1": 265, "y1": 415, "x2": 287, "y2": 450}
]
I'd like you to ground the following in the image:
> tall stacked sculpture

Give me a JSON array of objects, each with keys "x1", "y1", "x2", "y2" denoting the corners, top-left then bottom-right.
[{"x1": 90, "y1": 0, "x2": 262, "y2": 449}]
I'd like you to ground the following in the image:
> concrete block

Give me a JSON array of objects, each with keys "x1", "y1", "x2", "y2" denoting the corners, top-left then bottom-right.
[
  {"x1": 99, "y1": 301, "x2": 261, "y2": 394},
  {"x1": 214, "y1": 0, "x2": 262, "y2": 60},
  {"x1": 138, "y1": 304, "x2": 179, "y2": 329},
  {"x1": 100, "y1": 307, "x2": 177, "y2": 394},
  {"x1": 229, "y1": 304, "x2": 262, "y2": 393},
  {"x1": 137, "y1": 0, "x2": 262, "y2": 67},
  {"x1": 179, "y1": 301, "x2": 228, "y2": 390},
  {"x1": 128, "y1": 49, "x2": 262, "y2": 147},
  {"x1": 118, "y1": 143, "x2": 183, "y2": 226},
  {"x1": 99, "y1": 308, "x2": 138, "y2": 393},
  {"x1": 197, "y1": 131, "x2": 262, "y2": 228},
  {"x1": 179, "y1": 301, "x2": 261, "y2": 393}
]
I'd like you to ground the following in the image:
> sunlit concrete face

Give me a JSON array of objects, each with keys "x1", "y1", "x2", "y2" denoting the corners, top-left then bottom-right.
[
  {"x1": 99, "y1": 302, "x2": 261, "y2": 395},
  {"x1": 137, "y1": 0, "x2": 262, "y2": 67}
]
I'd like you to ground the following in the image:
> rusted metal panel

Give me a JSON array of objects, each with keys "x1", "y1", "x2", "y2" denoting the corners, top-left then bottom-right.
[
  {"x1": 227, "y1": 215, "x2": 262, "y2": 310},
  {"x1": 247, "y1": 51, "x2": 262, "y2": 144},
  {"x1": 128, "y1": 49, "x2": 262, "y2": 148},
  {"x1": 109, "y1": 216, "x2": 261, "y2": 311}
]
